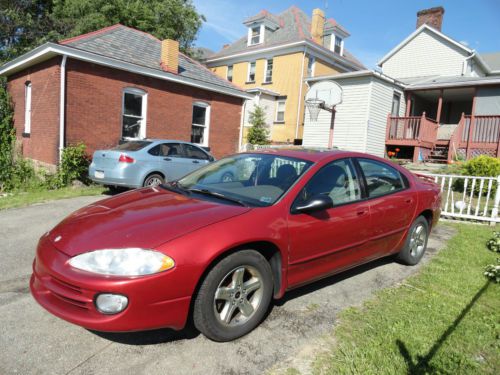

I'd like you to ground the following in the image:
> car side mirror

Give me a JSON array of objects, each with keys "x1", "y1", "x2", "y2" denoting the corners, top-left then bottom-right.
[
  {"x1": 291, "y1": 195, "x2": 333, "y2": 214},
  {"x1": 208, "y1": 156, "x2": 215, "y2": 162}
]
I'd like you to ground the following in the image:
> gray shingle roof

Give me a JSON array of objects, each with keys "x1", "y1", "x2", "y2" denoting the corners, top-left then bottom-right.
[
  {"x1": 209, "y1": 6, "x2": 363, "y2": 69},
  {"x1": 60, "y1": 24, "x2": 246, "y2": 96},
  {"x1": 480, "y1": 52, "x2": 500, "y2": 72}
]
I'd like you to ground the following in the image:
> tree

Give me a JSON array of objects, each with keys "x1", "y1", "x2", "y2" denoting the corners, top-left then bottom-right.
[
  {"x1": 51, "y1": 0, "x2": 205, "y2": 52},
  {"x1": 0, "y1": 80, "x2": 15, "y2": 189},
  {"x1": 247, "y1": 105, "x2": 270, "y2": 145}
]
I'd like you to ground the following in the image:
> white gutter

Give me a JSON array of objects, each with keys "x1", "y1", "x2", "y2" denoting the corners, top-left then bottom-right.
[
  {"x1": 295, "y1": 47, "x2": 307, "y2": 139},
  {"x1": 59, "y1": 55, "x2": 67, "y2": 162},
  {"x1": 462, "y1": 51, "x2": 476, "y2": 76}
]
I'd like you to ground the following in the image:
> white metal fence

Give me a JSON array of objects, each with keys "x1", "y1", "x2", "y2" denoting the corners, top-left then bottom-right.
[{"x1": 422, "y1": 173, "x2": 500, "y2": 223}]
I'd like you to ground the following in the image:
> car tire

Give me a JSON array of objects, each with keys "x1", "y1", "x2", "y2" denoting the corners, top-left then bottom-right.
[
  {"x1": 397, "y1": 216, "x2": 430, "y2": 266},
  {"x1": 143, "y1": 173, "x2": 165, "y2": 187},
  {"x1": 193, "y1": 250, "x2": 273, "y2": 342}
]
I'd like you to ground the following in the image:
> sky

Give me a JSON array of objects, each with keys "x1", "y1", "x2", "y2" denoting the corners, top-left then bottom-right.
[{"x1": 192, "y1": 0, "x2": 500, "y2": 69}]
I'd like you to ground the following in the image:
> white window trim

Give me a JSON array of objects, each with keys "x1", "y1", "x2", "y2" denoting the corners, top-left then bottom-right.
[
  {"x1": 121, "y1": 87, "x2": 147, "y2": 140},
  {"x1": 226, "y1": 65, "x2": 233, "y2": 81},
  {"x1": 192, "y1": 101, "x2": 211, "y2": 147},
  {"x1": 275, "y1": 99, "x2": 286, "y2": 123},
  {"x1": 24, "y1": 81, "x2": 32, "y2": 134},
  {"x1": 264, "y1": 58, "x2": 273, "y2": 83},
  {"x1": 331, "y1": 34, "x2": 344, "y2": 56},
  {"x1": 247, "y1": 24, "x2": 265, "y2": 46},
  {"x1": 247, "y1": 61, "x2": 256, "y2": 82}
]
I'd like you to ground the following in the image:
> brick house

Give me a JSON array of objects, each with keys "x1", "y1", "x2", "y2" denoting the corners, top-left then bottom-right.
[{"x1": 0, "y1": 24, "x2": 251, "y2": 167}]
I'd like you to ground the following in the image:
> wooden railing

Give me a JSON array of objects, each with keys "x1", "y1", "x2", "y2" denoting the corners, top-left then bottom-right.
[
  {"x1": 449, "y1": 114, "x2": 500, "y2": 161},
  {"x1": 386, "y1": 112, "x2": 438, "y2": 145}
]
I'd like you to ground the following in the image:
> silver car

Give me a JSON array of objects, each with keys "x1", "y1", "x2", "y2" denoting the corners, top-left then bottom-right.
[{"x1": 89, "y1": 140, "x2": 215, "y2": 188}]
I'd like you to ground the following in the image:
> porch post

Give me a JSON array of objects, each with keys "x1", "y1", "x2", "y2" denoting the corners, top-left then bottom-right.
[
  {"x1": 436, "y1": 89, "x2": 443, "y2": 124},
  {"x1": 466, "y1": 88, "x2": 477, "y2": 160},
  {"x1": 405, "y1": 92, "x2": 412, "y2": 117}
]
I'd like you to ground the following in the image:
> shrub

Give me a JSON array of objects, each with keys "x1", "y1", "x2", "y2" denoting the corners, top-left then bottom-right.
[
  {"x1": 484, "y1": 259, "x2": 500, "y2": 283},
  {"x1": 58, "y1": 143, "x2": 91, "y2": 186},
  {"x1": 0, "y1": 79, "x2": 16, "y2": 190},
  {"x1": 247, "y1": 105, "x2": 270, "y2": 145},
  {"x1": 454, "y1": 155, "x2": 500, "y2": 196},
  {"x1": 487, "y1": 232, "x2": 500, "y2": 253}
]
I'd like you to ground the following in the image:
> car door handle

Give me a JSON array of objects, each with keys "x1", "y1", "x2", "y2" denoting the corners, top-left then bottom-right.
[
  {"x1": 192, "y1": 160, "x2": 200, "y2": 164},
  {"x1": 163, "y1": 157, "x2": 172, "y2": 161},
  {"x1": 357, "y1": 209, "x2": 368, "y2": 216},
  {"x1": 405, "y1": 198, "x2": 413, "y2": 204}
]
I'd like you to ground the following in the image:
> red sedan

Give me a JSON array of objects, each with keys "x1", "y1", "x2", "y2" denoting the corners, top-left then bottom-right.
[{"x1": 31, "y1": 149, "x2": 441, "y2": 341}]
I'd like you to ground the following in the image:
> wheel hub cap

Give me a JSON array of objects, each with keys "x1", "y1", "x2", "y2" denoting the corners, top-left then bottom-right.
[{"x1": 409, "y1": 224, "x2": 426, "y2": 257}]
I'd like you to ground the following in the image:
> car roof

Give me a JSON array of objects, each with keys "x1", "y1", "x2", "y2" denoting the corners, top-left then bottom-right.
[{"x1": 244, "y1": 148, "x2": 368, "y2": 163}]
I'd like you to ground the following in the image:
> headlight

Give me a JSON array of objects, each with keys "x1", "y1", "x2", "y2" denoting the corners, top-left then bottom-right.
[{"x1": 68, "y1": 248, "x2": 175, "y2": 276}]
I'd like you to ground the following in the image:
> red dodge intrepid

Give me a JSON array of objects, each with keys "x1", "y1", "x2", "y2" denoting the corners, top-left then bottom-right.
[{"x1": 31, "y1": 149, "x2": 441, "y2": 341}]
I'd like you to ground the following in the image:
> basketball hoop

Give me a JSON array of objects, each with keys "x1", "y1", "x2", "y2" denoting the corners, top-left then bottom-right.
[{"x1": 305, "y1": 98, "x2": 325, "y2": 122}]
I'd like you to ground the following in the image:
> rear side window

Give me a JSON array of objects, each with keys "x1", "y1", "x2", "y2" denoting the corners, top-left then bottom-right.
[
  {"x1": 149, "y1": 143, "x2": 182, "y2": 157},
  {"x1": 358, "y1": 158, "x2": 406, "y2": 198},
  {"x1": 113, "y1": 141, "x2": 152, "y2": 151},
  {"x1": 184, "y1": 144, "x2": 209, "y2": 160}
]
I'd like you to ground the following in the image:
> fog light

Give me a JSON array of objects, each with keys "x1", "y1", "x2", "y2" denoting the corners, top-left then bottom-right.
[{"x1": 95, "y1": 293, "x2": 128, "y2": 314}]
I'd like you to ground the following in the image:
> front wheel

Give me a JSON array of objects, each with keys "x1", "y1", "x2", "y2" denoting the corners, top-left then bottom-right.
[
  {"x1": 193, "y1": 250, "x2": 273, "y2": 342},
  {"x1": 397, "y1": 216, "x2": 429, "y2": 265},
  {"x1": 143, "y1": 173, "x2": 165, "y2": 187}
]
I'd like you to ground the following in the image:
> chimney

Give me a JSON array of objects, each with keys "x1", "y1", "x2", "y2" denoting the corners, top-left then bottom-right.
[
  {"x1": 311, "y1": 8, "x2": 325, "y2": 44},
  {"x1": 416, "y1": 7, "x2": 445, "y2": 31},
  {"x1": 161, "y1": 39, "x2": 179, "y2": 73}
]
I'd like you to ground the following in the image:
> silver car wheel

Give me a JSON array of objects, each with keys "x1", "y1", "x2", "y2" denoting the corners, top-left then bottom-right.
[
  {"x1": 409, "y1": 223, "x2": 426, "y2": 257},
  {"x1": 144, "y1": 175, "x2": 163, "y2": 187},
  {"x1": 221, "y1": 172, "x2": 234, "y2": 183},
  {"x1": 214, "y1": 266, "x2": 263, "y2": 326}
]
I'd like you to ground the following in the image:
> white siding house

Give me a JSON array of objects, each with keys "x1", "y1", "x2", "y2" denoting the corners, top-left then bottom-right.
[
  {"x1": 379, "y1": 25, "x2": 486, "y2": 79},
  {"x1": 303, "y1": 72, "x2": 405, "y2": 157}
]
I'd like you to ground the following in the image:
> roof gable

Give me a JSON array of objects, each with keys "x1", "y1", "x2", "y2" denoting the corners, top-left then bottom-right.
[{"x1": 378, "y1": 24, "x2": 471, "y2": 67}]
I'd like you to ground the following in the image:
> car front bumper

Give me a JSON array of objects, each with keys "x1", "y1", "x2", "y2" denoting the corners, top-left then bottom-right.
[{"x1": 30, "y1": 235, "x2": 191, "y2": 332}]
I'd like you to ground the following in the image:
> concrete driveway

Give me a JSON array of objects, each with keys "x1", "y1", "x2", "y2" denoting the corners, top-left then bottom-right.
[{"x1": 0, "y1": 196, "x2": 455, "y2": 375}]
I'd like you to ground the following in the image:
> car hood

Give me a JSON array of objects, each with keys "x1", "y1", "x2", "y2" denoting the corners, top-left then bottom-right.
[{"x1": 48, "y1": 188, "x2": 251, "y2": 257}]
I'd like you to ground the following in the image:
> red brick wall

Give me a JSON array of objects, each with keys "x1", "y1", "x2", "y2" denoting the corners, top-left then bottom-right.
[
  {"x1": 7, "y1": 57, "x2": 61, "y2": 165},
  {"x1": 65, "y1": 59, "x2": 243, "y2": 159}
]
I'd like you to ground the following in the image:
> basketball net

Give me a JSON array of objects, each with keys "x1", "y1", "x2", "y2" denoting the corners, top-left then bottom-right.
[{"x1": 305, "y1": 98, "x2": 325, "y2": 122}]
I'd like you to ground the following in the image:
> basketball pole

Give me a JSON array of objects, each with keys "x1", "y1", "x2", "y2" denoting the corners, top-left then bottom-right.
[{"x1": 328, "y1": 106, "x2": 336, "y2": 149}]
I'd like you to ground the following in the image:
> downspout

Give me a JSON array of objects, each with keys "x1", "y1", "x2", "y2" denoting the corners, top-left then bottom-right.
[
  {"x1": 295, "y1": 47, "x2": 307, "y2": 140},
  {"x1": 238, "y1": 98, "x2": 247, "y2": 151},
  {"x1": 59, "y1": 55, "x2": 67, "y2": 162},
  {"x1": 462, "y1": 50, "x2": 476, "y2": 76}
]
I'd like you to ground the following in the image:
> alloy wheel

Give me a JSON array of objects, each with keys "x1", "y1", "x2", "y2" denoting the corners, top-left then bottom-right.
[{"x1": 409, "y1": 223, "x2": 427, "y2": 257}]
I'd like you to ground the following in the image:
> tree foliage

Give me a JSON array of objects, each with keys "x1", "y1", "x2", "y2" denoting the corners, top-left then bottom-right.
[
  {"x1": 0, "y1": 0, "x2": 205, "y2": 64},
  {"x1": 247, "y1": 105, "x2": 270, "y2": 145},
  {"x1": 0, "y1": 79, "x2": 16, "y2": 189}
]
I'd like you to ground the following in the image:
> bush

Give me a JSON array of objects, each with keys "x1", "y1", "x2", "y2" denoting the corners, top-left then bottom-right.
[
  {"x1": 247, "y1": 105, "x2": 270, "y2": 145},
  {"x1": 58, "y1": 143, "x2": 91, "y2": 186},
  {"x1": 0, "y1": 79, "x2": 16, "y2": 190},
  {"x1": 487, "y1": 232, "x2": 500, "y2": 253},
  {"x1": 484, "y1": 259, "x2": 500, "y2": 283},
  {"x1": 454, "y1": 155, "x2": 500, "y2": 196}
]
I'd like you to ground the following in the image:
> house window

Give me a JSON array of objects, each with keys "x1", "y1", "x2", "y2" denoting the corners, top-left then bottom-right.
[
  {"x1": 334, "y1": 35, "x2": 343, "y2": 55},
  {"x1": 264, "y1": 59, "x2": 273, "y2": 83},
  {"x1": 24, "y1": 81, "x2": 32, "y2": 134},
  {"x1": 275, "y1": 100, "x2": 286, "y2": 123},
  {"x1": 122, "y1": 88, "x2": 147, "y2": 139},
  {"x1": 248, "y1": 25, "x2": 264, "y2": 46},
  {"x1": 247, "y1": 61, "x2": 256, "y2": 82},
  {"x1": 227, "y1": 65, "x2": 233, "y2": 82},
  {"x1": 307, "y1": 56, "x2": 315, "y2": 77},
  {"x1": 391, "y1": 93, "x2": 401, "y2": 116},
  {"x1": 191, "y1": 102, "x2": 210, "y2": 146}
]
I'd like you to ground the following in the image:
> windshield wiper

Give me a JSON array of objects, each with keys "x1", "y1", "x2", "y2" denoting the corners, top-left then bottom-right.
[
  {"x1": 188, "y1": 188, "x2": 248, "y2": 207},
  {"x1": 162, "y1": 181, "x2": 189, "y2": 195}
]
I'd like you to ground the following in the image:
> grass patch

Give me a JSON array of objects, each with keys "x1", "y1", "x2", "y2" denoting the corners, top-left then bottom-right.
[
  {"x1": 0, "y1": 185, "x2": 106, "y2": 210},
  {"x1": 313, "y1": 224, "x2": 499, "y2": 374}
]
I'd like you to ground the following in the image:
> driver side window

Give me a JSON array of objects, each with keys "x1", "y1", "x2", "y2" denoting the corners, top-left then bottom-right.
[{"x1": 297, "y1": 159, "x2": 361, "y2": 206}]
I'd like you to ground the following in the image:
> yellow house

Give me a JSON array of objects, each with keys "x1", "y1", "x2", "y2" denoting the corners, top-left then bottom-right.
[{"x1": 206, "y1": 6, "x2": 364, "y2": 145}]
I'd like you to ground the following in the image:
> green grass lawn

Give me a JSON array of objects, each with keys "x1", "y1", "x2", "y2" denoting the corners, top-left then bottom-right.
[
  {"x1": 0, "y1": 185, "x2": 106, "y2": 210},
  {"x1": 313, "y1": 223, "x2": 499, "y2": 375}
]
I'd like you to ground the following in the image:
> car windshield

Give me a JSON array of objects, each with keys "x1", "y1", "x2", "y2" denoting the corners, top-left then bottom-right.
[
  {"x1": 176, "y1": 153, "x2": 313, "y2": 207},
  {"x1": 113, "y1": 141, "x2": 152, "y2": 151}
]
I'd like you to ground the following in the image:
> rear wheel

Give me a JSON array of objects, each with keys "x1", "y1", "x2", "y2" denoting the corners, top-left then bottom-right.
[
  {"x1": 193, "y1": 250, "x2": 273, "y2": 342},
  {"x1": 397, "y1": 216, "x2": 429, "y2": 265},
  {"x1": 143, "y1": 173, "x2": 165, "y2": 187}
]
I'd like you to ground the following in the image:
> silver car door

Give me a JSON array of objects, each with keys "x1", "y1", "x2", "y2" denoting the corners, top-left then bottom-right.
[
  {"x1": 182, "y1": 144, "x2": 211, "y2": 174},
  {"x1": 158, "y1": 143, "x2": 194, "y2": 181}
]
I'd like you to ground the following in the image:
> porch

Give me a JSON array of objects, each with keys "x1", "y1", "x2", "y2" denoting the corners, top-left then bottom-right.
[{"x1": 385, "y1": 86, "x2": 500, "y2": 162}]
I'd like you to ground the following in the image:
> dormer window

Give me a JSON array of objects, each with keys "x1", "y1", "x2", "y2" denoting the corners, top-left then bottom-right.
[
  {"x1": 248, "y1": 24, "x2": 264, "y2": 46},
  {"x1": 333, "y1": 35, "x2": 344, "y2": 55}
]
